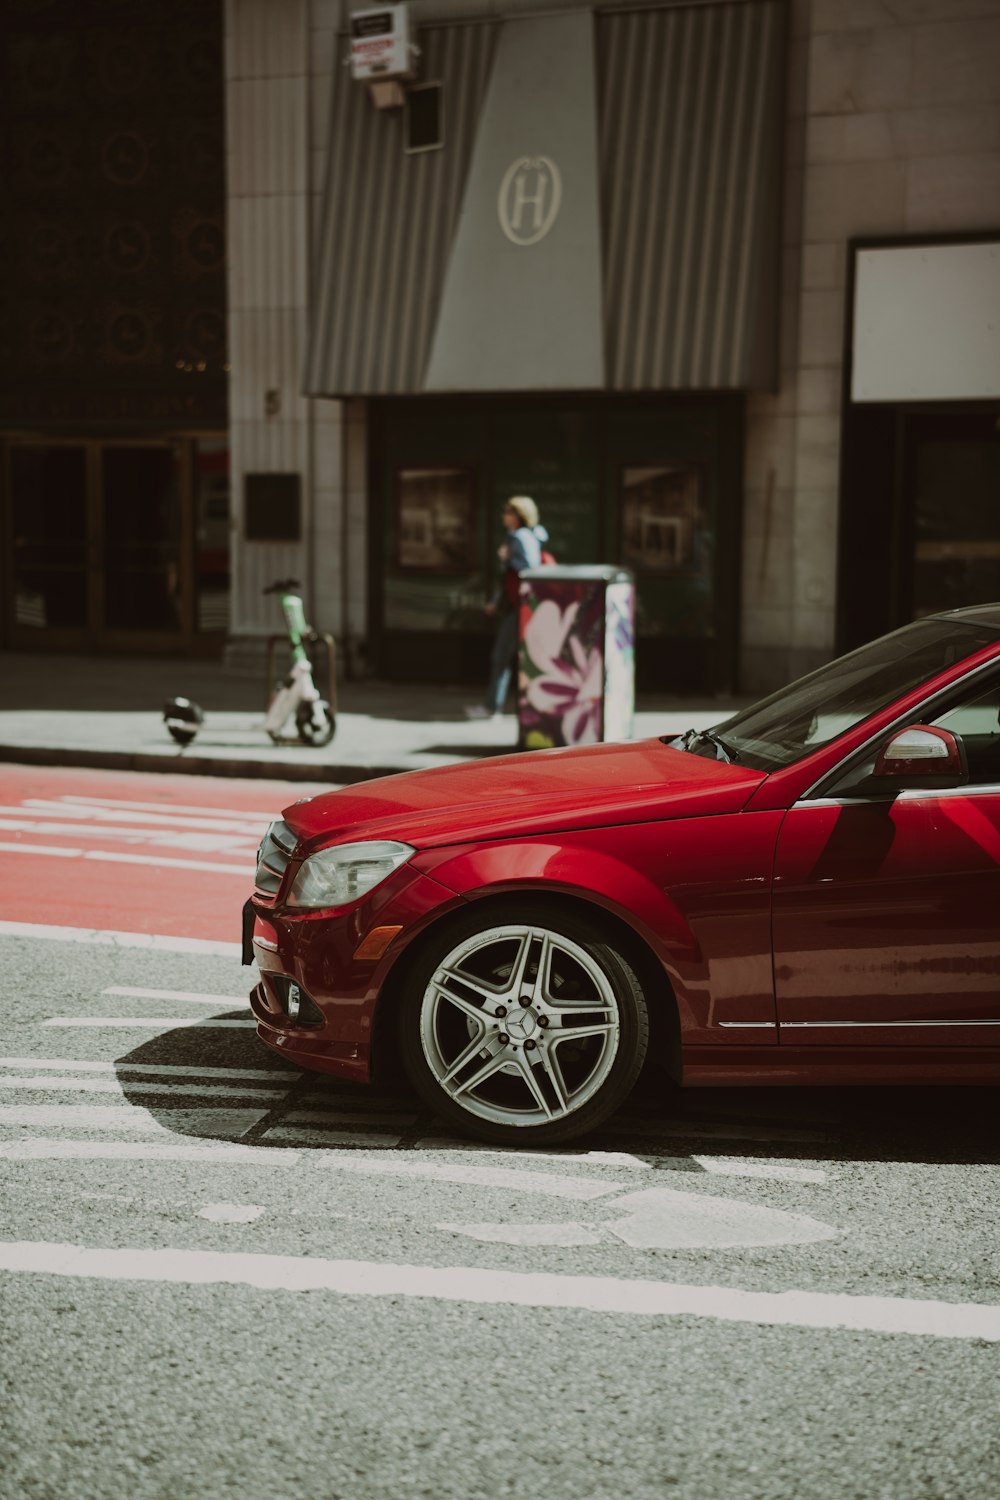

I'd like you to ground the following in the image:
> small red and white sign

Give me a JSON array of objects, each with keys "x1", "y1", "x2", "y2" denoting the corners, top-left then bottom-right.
[{"x1": 350, "y1": 5, "x2": 412, "y2": 80}]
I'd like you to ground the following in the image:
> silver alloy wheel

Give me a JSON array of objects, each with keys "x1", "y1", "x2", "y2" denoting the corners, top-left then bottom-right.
[{"x1": 418, "y1": 923, "x2": 622, "y2": 1130}]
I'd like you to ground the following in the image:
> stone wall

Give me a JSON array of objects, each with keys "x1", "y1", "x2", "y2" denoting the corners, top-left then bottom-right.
[{"x1": 741, "y1": 0, "x2": 1000, "y2": 692}]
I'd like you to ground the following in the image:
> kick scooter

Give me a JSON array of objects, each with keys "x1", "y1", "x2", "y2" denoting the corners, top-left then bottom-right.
[{"x1": 262, "y1": 579, "x2": 336, "y2": 746}]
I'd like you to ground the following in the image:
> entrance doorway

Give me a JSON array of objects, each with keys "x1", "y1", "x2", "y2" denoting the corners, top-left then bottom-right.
[
  {"x1": 369, "y1": 395, "x2": 743, "y2": 692},
  {"x1": 838, "y1": 405, "x2": 1000, "y2": 651},
  {"x1": 2, "y1": 434, "x2": 230, "y2": 653}
]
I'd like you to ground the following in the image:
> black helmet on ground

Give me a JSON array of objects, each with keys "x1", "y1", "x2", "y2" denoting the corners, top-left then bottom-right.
[{"x1": 163, "y1": 696, "x2": 204, "y2": 747}]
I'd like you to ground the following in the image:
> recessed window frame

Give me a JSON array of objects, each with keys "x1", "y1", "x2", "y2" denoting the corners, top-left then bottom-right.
[{"x1": 404, "y1": 81, "x2": 444, "y2": 155}]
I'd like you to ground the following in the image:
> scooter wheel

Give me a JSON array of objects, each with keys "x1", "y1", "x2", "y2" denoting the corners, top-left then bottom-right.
[{"x1": 296, "y1": 699, "x2": 335, "y2": 747}]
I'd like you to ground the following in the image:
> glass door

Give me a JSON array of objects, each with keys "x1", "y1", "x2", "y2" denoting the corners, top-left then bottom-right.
[
  {"x1": 8, "y1": 443, "x2": 92, "y2": 646},
  {"x1": 99, "y1": 442, "x2": 187, "y2": 642},
  {"x1": 3, "y1": 434, "x2": 227, "y2": 652},
  {"x1": 604, "y1": 399, "x2": 742, "y2": 692},
  {"x1": 905, "y1": 411, "x2": 1000, "y2": 620}
]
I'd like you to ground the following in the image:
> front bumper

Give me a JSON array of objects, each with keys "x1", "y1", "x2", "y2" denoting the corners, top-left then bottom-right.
[{"x1": 243, "y1": 865, "x2": 462, "y2": 1082}]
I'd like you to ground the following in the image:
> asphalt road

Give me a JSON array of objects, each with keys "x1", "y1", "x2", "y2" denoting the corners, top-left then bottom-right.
[{"x1": 1, "y1": 767, "x2": 998, "y2": 1500}]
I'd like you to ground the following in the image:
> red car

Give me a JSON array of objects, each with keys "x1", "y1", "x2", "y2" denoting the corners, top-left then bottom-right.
[{"x1": 244, "y1": 606, "x2": 1000, "y2": 1145}]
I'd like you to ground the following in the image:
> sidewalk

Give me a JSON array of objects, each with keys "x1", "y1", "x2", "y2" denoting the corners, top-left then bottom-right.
[{"x1": 0, "y1": 651, "x2": 747, "y2": 784}]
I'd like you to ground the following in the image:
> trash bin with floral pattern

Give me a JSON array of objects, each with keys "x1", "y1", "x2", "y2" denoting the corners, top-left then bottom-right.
[{"x1": 516, "y1": 565, "x2": 635, "y2": 750}]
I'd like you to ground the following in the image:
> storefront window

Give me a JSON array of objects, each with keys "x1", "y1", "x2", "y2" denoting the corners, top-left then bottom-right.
[
  {"x1": 620, "y1": 465, "x2": 713, "y2": 638},
  {"x1": 396, "y1": 467, "x2": 475, "y2": 571}
]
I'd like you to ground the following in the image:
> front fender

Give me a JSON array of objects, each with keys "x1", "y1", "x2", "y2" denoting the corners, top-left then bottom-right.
[
  {"x1": 411, "y1": 835, "x2": 703, "y2": 1031},
  {"x1": 411, "y1": 812, "x2": 780, "y2": 1043}
]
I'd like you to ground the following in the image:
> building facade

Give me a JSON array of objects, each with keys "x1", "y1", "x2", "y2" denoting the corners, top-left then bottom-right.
[
  {"x1": 3, "y1": 0, "x2": 1000, "y2": 695},
  {"x1": 0, "y1": 0, "x2": 230, "y2": 655}
]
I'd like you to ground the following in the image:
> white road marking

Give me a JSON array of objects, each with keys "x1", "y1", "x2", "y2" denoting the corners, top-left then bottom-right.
[
  {"x1": 0, "y1": 1075, "x2": 285, "y2": 1100},
  {"x1": 43, "y1": 1018, "x2": 255, "y2": 1029},
  {"x1": 415, "y1": 1139, "x2": 652, "y2": 1169},
  {"x1": 0, "y1": 1138, "x2": 299, "y2": 1165},
  {"x1": 198, "y1": 1203, "x2": 265, "y2": 1224},
  {"x1": 0, "y1": 841, "x2": 252, "y2": 876},
  {"x1": 315, "y1": 1154, "x2": 626, "y2": 1201},
  {"x1": 0, "y1": 921, "x2": 239, "y2": 958},
  {"x1": 0, "y1": 816, "x2": 258, "y2": 852},
  {"x1": 0, "y1": 1056, "x2": 289, "y2": 1080},
  {"x1": 0, "y1": 1058, "x2": 295, "y2": 1082},
  {"x1": 694, "y1": 1156, "x2": 828, "y2": 1184},
  {"x1": 440, "y1": 1222, "x2": 604, "y2": 1247},
  {"x1": 103, "y1": 987, "x2": 250, "y2": 1006},
  {"x1": 2, "y1": 1241, "x2": 996, "y2": 1341},
  {"x1": 0, "y1": 1105, "x2": 267, "y2": 1136},
  {"x1": 604, "y1": 1118, "x2": 835, "y2": 1144},
  {"x1": 263, "y1": 1126, "x2": 404, "y2": 1149},
  {"x1": 17, "y1": 798, "x2": 266, "y2": 834},
  {"x1": 284, "y1": 1108, "x2": 419, "y2": 1128},
  {"x1": 55, "y1": 793, "x2": 273, "y2": 823},
  {"x1": 601, "y1": 1187, "x2": 837, "y2": 1249},
  {"x1": 0, "y1": 840, "x2": 76, "y2": 858}
]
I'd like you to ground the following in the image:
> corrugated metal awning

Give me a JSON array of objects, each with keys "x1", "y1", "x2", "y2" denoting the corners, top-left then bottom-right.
[
  {"x1": 597, "y1": 1, "x2": 785, "y2": 390},
  {"x1": 304, "y1": 22, "x2": 498, "y2": 397},
  {"x1": 305, "y1": 1, "x2": 784, "y2": 396}
]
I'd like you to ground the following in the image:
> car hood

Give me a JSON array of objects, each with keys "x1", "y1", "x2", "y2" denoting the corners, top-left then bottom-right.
[{"x1": 282, "y1": 738, "x2": 765, "y2": 851}]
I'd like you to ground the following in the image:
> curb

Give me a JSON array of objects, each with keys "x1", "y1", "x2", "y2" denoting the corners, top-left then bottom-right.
[{"x1": 0, "y1": 744, "x2": 412, "y2": 786}]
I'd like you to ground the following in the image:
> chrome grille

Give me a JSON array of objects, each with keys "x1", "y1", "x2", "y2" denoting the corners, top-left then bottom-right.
[{"x1": 254, "y1": 819, "x2": 297, "y2": 897}]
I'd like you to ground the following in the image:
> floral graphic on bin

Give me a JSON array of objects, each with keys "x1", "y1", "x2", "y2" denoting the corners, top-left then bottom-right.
[{"x1": 518, "y1": 581, "x2": 609, "y2": 748}]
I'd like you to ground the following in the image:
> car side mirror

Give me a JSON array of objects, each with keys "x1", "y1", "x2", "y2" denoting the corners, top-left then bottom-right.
[{"x1": 871, "y1": 724, "x2": 967, "y2": 787}]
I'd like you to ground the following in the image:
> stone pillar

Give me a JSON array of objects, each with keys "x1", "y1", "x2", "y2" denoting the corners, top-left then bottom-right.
[{"x1": 225, "y1": 0, "x2": 351, "y2": 665}]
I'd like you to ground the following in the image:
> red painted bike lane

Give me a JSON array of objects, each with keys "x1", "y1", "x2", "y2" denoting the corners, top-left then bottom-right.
[{"x1": 0, "y1": 764, "x2": 331, "y2": 944}]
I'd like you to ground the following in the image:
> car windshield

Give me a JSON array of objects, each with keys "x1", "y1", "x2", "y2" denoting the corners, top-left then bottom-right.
[{"x1": 686, "y1": 616, "x2": 1000, "y2": 772}]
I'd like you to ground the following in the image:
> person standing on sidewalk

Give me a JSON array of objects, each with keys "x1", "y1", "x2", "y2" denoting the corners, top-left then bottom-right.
[{"x1": 466, "y1": 495, "x2": 549, "y2": 720}]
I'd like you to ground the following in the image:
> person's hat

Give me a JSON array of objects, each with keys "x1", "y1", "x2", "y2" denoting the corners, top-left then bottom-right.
[{"x1": 506, "y1": 495, "x2": 538, "y2": 529}]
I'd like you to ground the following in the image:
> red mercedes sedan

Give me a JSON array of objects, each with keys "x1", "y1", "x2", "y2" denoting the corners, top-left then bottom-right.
[{"x1": 244, "y1": 606, "x2": 1000, "y2": 1145}]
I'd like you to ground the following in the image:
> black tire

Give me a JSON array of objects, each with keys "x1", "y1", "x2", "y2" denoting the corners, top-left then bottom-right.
[
  {"x1": 296, "y1": 699, "x2": 335, "y2": 746},
  {"x1": 398, "y1": 907, "x2": 649, "y2": 1146}
]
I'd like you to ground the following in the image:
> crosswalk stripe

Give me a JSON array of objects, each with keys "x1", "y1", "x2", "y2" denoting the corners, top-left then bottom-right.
[
  {"x1": 0, "y1": 1105, "x2": 267, "y2": 1135},
  {"x1": 313, "y1": 1154, "x2": 625, "y2": 1201},
  {"x1": 42, "y1": 1018, "x2": 256, "y2": 1029},
  {"x1": 2, "y1": 1241, "x2": 995, "y2": 1341},
  {"x1": 16, "y1": 799, "x2": 266, "y2": 834},
  {"x1": 0, "y1": 1076, "x2": 286, "y2": 1099},
  {"x1": 0, "y1": 921, "x2": 239, "y2": 958},
  {"x1": 0, "y1": 842, "x2": 252, "y2": 877},
  {"x1": 0, "y1": 1138, "x2": 300, "y2": 1165},
  {"x1": 103, "y1": 987, "x2": 250, "y2": 1006},
  {"x1": 0, "y1": 815, "x2": 258, "y2": 848},
  {"x1": 263, "y1": 1126, "x2": 404, "y2": 1148},
  {"x1": 693, "y1": 1156, "x2": 828, "y2": 1184},
  {"x1": 285, "y1": 1108, "x2": 419, "y2": 1128},
  {"x1": 603, "y1": 1118, "x2": 835, "y2": 1144},
  {"x1": 54, "y1": 793, "x2": 272, "y2": 824},
  {"x1": 0, "y1": 1057, "x2": 294, "y2": 1081}
]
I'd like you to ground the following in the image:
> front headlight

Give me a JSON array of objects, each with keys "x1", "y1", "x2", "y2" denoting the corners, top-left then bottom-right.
[{"x1": 286, "y1": 840, "x2": 414, "y2": 910}]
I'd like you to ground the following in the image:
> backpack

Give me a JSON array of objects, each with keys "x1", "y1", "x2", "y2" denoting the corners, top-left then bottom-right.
[{"x1": 503, "y1": 545, "x2": 556, "y2": 606}]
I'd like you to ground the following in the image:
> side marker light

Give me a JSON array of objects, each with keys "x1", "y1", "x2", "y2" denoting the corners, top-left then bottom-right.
[{"x1": 353, "y1": 925, "x2": 403, "y2": 961}]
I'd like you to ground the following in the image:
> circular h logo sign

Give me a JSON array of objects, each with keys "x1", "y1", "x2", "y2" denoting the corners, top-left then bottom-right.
[{"x1": 498, "y1": 156, "x2": 562, "y2": 246}]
